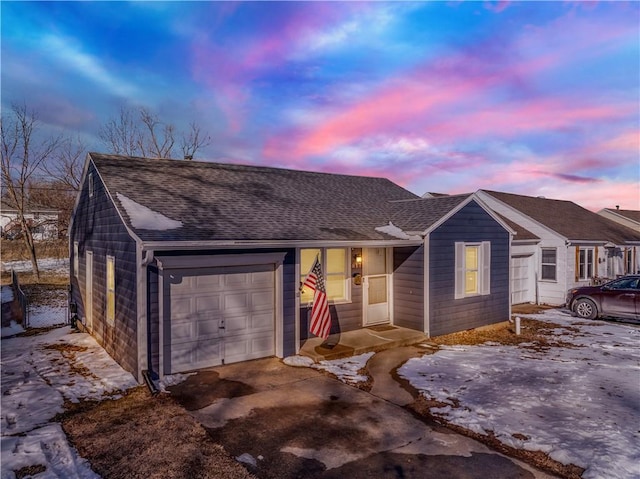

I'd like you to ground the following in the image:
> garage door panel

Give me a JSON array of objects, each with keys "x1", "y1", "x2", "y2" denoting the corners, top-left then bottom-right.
[
  {"x1": 195, "y1": 294, "x2": 222, "y2": 312},
  {"x1": 171, "y1": 338, "x2": 223, "y2": 371},
  {"x1": 224, "y1": 292, "x2": 250, "y2": 311},
  {"x1": 166, "y1": 263, "x2": 276, "y2": 374},
  {"x1": 511, "y1": 256, "x2": 532, "y2": 305}
]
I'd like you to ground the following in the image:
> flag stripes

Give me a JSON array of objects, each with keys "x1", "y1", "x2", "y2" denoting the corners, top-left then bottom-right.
[{"x1": 302, "y1": 256, "x2": 332, "y2": 339}]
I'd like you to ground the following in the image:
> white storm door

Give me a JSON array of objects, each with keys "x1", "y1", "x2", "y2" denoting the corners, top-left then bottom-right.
[
  {"x1": 85, "y1": 251, "x2": 93, "y2": 330},
  {"x1": 363, "y1": 248, "x2": 390, "y2": 326}
]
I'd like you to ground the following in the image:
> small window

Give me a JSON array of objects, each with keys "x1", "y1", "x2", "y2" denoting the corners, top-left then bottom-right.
[
  {"x1": 106, "y1": 256, "x2": 115, "y2": 326},
  {"x1": 73, "y1": 242, "x2": 79, "y2": 278},
  {"x1": 88, "y1": 173, "x2": 94, "y2": 198},
  {"x1": 455, "y1": 242, "x2": 491, "y2": 299},
  {"x1": 625, "y1": 248, "x2": 635, "y2": 274},
  {"x1": 300, "y1": 248, "x2": 349, "y2": 303},
  {"x1": 541, "y1": 248, "x2": 557, "y2": 281},
  {"x1": 578, "y1": 248, "x2": 594, "y2": 280}
]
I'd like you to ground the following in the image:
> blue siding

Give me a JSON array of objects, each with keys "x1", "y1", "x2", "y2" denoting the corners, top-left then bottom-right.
[
  {"x1": 70, "y1": 161, "x2": 139, "y2": 376},
  {"x1": 429, "y1": 201, "x2": 510, "y2": 336},
  {"x1": 393, "y1": 246, "x2": 424, "y2": 331}
]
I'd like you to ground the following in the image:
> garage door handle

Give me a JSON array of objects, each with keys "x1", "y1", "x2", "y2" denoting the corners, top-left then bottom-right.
[{"x1": 219, "y1": 320, "x2": 225, "y2": 329}]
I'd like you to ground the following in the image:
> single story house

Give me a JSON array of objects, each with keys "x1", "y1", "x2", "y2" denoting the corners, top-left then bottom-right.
[
  {"x1": 598, "y1": 207, "x2": 640, "y2": 233},
  {"x1": 1, "y1": 200, "x2": 60, "y2": 240},
  {"x1": 70, "y1": 153, "x2": 513, "y2": 382},
  {"x1": 476, "y1": 190, "x2": 640, "y2": 306}
]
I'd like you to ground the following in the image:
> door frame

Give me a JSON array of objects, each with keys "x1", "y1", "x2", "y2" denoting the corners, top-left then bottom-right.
[{"x1": 362, "y1": 247, "x2": 392, "y2": 326}]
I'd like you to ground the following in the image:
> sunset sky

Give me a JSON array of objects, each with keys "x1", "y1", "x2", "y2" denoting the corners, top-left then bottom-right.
[{"x1": 2, "y1": 1, "x2": 639, "y2": 210}]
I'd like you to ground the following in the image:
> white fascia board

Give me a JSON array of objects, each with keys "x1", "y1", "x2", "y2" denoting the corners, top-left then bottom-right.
[
  {"x1": 420, "y1": 193, "x2": 516, "y2": 236},
  {"x1": 140, "y1": 239, "x2": 423, "y2": 251}
]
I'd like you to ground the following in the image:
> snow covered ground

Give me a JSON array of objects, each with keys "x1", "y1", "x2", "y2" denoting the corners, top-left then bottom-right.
[
  {"x1": 1, "y1": 258, "x2": 69, "y2": 276},
  {"x1": 396, "y1": 310, "x2": 640, "y2": 479},
  {"x1": 1, "y1": 301, "x2": 138, "y2": 478}
]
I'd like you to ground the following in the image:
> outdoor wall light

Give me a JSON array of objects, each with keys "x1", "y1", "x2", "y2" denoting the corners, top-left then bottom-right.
[{"x1": 352, "y1": 251, "x2": 363, "y2": 269}]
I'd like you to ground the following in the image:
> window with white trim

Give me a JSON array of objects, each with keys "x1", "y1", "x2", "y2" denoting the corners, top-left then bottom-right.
[
  {"x1": 541, "y1": 248, "x2": 557, "y2": 281},
  {"x1": 88, "y1": 173, "x2": 94, "y2": 198},
  {"x1": 106, "y1": 256, "x2": 115, "y2": 326},
  {"x1": 455, "y1": 242, "x2": 491, "y2": 299},
  {"x1": 578, "y1": 248, "x2": 594, "y2": 280},
  {"x1": 73, "y1": 241, "x2": 79, "y2": 278},
  {"x1": 300, "y1": 248, "x2": 349, "y2": 303}
]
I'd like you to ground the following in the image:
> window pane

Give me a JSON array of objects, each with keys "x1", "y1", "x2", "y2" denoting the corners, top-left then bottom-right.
[
  {"x1": 541, "y1": 264, "x2": 556, "y2": 281},
  {"x1": 368, "y1": 276, "x2": 387, "y2": 304},
  {"x1": 301, "y1": 249, "x2": 321, "y2": 276},
  {"x1": 326, "y1": 248, "x2": 346, "y2": 274},
  {"x1": 326, "y1": 276, "x2": 346, "y2": 300},
  {"x1": 542, "y1": 249, "x2": 556, "y2": 264},
  {"x1": 465, "y1": 271, "x2": 478, "y2": 294},
  {"x1": 465, "y1": 247, "x2": 478, "y2": 270}
]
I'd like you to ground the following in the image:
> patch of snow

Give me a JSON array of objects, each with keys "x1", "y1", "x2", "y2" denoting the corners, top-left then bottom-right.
[
  {"x1": 283, "y1": 355, "x2": 315, "y2": 368},
  {"x1": 1, "y1": 321, "x2": 24, "y2": 338},
  {"x1": 375, "y1": 222, "x2": 421, "y2": 240},
  {"x1": 1, "y1": 326, "x2": 138, "y2": 478},
  {"x1": 398, "y1": 310, "x2": 640, "y2": 479},
  {"x1": 312, "y1": 352, "x2": 374, "y2": 385},
  {"x1": 157, "y1": 372, "x2": 196, "y2": 392},
  {"x1": 1, "y1": 258, "x2": 69, "y2": 275},
  {"x1": 116, "y1": 193, "x2": 182, "y2": 230},
  {"x1": 29, "y1": 304, "x2": 68, "y2": 328},
  {"x1": 236, "y1": 452, "x2": 257, "y2": 467},
  {"x1": 1, "y1": 285, "x2": 14, "y2": 303}
]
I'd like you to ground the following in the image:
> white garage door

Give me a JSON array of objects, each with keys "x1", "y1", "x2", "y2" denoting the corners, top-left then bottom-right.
[
  {"x1": 167, "y1": 264, "x2": 275, "y2": 373},
  {"x1": 511, "y1": 256, "x2": 533, "y2": 305}
]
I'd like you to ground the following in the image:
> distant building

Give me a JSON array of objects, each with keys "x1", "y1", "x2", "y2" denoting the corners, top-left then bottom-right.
[
  {"x1": 0, "y1": 201, "x2": 60, "y2": 240},
  {"x1": 598, "y1": 207, "x2": 640, "y2": 233}
]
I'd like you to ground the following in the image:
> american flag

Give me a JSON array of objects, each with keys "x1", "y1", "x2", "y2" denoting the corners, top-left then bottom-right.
[{"x1": 302, "y1": 257, "x2": 331, "y2": 339}]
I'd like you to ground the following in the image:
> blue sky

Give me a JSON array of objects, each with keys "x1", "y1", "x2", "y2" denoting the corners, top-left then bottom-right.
[{"x1": 2, "y1": 1, "x2": 639, "y2": 210}]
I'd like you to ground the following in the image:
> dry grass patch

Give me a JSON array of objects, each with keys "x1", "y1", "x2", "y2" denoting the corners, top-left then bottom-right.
[
  {"x1": 62, "y1": 387, "x2": 255, "y2": 479},
  {"x1": 430, "y1": 316, "x2": 577, "y2": 350}
]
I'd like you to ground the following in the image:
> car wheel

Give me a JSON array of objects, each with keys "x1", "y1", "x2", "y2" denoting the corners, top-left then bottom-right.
[{"x1": 574, "y1": 298, "x2": 598, "y2": 320}]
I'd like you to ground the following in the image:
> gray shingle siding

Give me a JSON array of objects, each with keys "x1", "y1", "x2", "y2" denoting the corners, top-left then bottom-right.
[
  {"x1": 393, "y1": 246, "x2": 424, "y2": 331},
  {"x1": 429, "y1": 201, "x2": 510, "y2": 336},
  {"x1": 70, "y1": 161, "x2": 138, "y2": 376}
]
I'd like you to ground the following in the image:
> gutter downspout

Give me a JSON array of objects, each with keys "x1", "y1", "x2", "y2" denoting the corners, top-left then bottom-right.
[{"x1": 140, "y1": 249, "x2": 158, "y2": 394}]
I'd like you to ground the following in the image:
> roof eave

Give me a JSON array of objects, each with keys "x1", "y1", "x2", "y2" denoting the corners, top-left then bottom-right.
[{"x1": 140, "y1": 238, "x2": 424, "y2": 251}]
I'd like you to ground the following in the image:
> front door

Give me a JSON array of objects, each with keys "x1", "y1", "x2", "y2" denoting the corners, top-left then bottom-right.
[{"x1": 363, "y1": 248, "x2": 390, "y2": 326}]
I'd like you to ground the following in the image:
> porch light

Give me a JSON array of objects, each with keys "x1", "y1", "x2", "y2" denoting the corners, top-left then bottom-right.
[{"x1": 352, "y1": 252, "x2": 363, "y2": 269}]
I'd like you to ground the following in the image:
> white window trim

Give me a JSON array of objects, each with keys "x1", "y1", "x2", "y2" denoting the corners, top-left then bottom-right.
[
  {"x1": 88, "y1": 173, "x2": 94, "y2": 198},
  {"x1": 454, "y1": 241, "x2": 491, "y2": 299},
  {"x1": 299, "y1": 247, "x2": 351, "y2": 305},
  {"x1": 73, "y1": 241, "x2": 79, "y2": 278},
  {"x1": 106, "y1": 255, "x2": 115, "y2": 327},
  {"x1": 540, "y1": 247, "x2": 557, "y2": 282},
  {"x1": 578, "y1": 247, "x2": 595, "y2": 281}
]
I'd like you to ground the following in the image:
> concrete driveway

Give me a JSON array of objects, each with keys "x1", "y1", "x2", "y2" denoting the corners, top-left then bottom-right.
[{"x1": 167, "y1": 353, "x2": 555, "y2": 479}]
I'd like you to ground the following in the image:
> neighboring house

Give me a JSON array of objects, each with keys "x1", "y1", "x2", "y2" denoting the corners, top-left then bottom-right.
[
  {"x1": 476, "y1": 190, "x2": 640, "y2": 306},
  {"x1": 69, "y1": 153, "x2": 513, "y2": 381},
  {"x1": 598, "y1": 207, "x2": 640, "y2": 233},
  {"x1": 0, "y1": 201, "x2": 60, "y2": 240}
]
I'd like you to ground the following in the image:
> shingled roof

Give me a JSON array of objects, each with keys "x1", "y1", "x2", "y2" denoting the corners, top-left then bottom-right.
[
  {"x1": 482, "y1": 190, "x2": 640, "y2": 244},
  {"x1": 90, "y1": 153, "x2": 433, "y2": 242}
]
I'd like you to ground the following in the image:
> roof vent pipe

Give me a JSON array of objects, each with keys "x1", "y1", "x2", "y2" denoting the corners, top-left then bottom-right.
[{"x1": 616, "y1": 205, "x2": 620, "y2": 210}]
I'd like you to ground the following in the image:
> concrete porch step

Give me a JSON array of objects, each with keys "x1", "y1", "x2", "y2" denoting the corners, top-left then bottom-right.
[{"x1": 299, "y1": 325, "x2": 428, "y2": 362}]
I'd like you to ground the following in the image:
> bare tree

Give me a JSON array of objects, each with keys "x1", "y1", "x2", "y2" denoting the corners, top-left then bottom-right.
[
  {"x1": 44, "y1": 135, "x2": 86, "y2": 191},
  {"x1": 138, "y1": 108, "x2": 175, "y2": 158},
  {"x1": 1, "y1": 105, "x2": 60, "y2": 281},
  {"x1": 181, "y1": 121, "x2": 211, "y2": 160},
  {"x1": 99, "y1": 106, "x2": 141, "y2": 156},
  {"x1": 28, "y1": 180, "x2": 76, "y2": 238},
  {"x1": 100, "y1": 106, "x2": 210, "y2": 159}
]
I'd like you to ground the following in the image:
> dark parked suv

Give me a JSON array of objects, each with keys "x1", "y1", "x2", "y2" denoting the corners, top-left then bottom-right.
[{"x1": 566, "y1": 275, "x2": 640, "y2": 320}]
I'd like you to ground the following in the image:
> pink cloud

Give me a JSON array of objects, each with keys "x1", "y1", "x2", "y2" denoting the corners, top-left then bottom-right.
[{"x1": 484, "y1": 1, "x2": 511, "y2": 13}]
